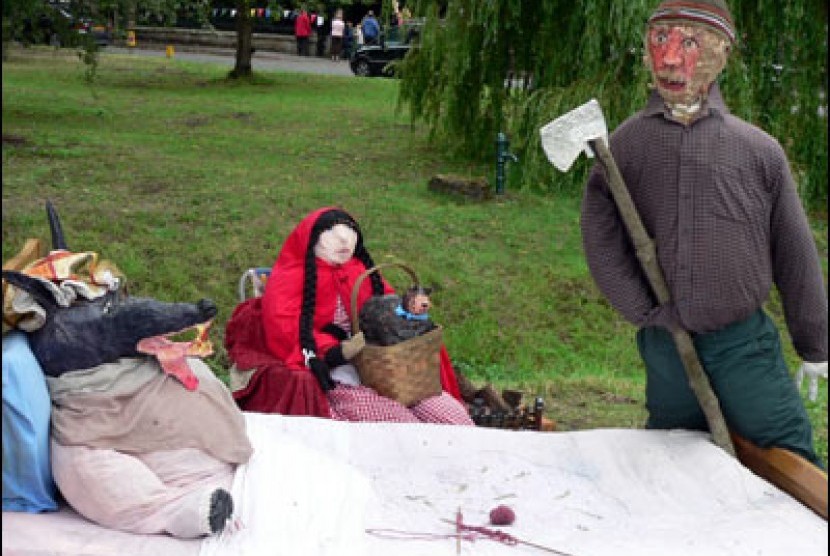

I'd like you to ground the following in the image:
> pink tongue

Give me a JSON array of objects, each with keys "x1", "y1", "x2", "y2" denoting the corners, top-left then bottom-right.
[{"x1": 136, "y1": 336, "x2": 200, "y2": 391}]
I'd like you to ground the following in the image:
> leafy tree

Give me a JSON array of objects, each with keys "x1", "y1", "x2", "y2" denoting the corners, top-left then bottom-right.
[{"x1": 399, "y1": 0, "x2": 828, "y2": 210}]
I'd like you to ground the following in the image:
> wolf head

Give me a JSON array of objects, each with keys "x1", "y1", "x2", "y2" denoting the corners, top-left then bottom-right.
[
  {"x1": 2, "y1": 201, "x2": 217, "y2": 376},
  {"x1": 2, "y1": 270, "x2": 217, "y2": 377}
]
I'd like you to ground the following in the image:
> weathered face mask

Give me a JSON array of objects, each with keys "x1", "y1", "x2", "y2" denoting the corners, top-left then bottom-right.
[
  {"x1": 644, "y1": 23, "x2": 730, "y2": 110},
  {"x1": 314, "y1": 223, "x2": 358, "y2": 265}
]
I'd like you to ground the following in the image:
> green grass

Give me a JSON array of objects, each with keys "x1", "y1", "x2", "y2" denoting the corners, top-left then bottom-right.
[{"x1": 2, "y1": 45, "x2": 826, "y2": 467}]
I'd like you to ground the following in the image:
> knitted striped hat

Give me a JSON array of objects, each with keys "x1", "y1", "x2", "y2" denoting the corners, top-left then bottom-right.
[{"x1": 648, "y1": 0, "x2": 736, "y2": 43}]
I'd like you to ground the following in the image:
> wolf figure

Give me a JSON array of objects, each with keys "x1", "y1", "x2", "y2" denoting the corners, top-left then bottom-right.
[{"x1": 1, "y1": 201, "x2": 251, "y2": 539}]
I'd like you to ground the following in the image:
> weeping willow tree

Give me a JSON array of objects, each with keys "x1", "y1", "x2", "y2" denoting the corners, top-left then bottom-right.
[{"x1": 398, "y1": 0, "x2": 828, "y2": 210}]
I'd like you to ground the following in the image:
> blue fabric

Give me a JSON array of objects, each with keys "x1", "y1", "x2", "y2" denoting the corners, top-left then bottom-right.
[
  {"x1": 2, "y1": 331, "x2": 58, "y2": 513},
  {"x1": 394, "y1": 305, "x2": 430, "y2": 321}
]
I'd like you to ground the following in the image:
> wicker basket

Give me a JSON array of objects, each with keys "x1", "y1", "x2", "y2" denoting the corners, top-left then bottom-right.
[{"x1": 351, "y1": 262, "x2": 443, "y2": 407}]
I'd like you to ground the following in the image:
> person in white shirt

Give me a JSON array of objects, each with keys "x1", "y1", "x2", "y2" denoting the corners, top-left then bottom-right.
[{"x1": 330, "y1": 9, "x2": 345, "y2": 61}]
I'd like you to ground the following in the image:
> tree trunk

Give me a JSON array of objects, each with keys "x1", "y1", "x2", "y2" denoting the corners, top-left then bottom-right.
[{"x1": 230, "y1": 0, "x2": 253, "y2": 78}]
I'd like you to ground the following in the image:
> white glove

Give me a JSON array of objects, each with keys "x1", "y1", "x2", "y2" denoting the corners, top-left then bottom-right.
[{"x1": 796, "y1": 361, "x2": 828, "y2": 402}]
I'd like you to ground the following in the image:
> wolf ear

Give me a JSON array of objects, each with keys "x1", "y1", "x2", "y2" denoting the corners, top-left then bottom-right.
[
  {"x1": 2, "y1": 270, "x2": 58, "y2": 314},
  {"x1": 46, "y1": 199, "x2": 69, "y2": 251}
]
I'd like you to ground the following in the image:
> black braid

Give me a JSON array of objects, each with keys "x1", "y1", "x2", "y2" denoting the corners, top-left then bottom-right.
[
  {"x1": 299, "y1": 241, "x2": 319, "y2": 359},
  {"x1": 354, "y1": 245, "x2": 384, "y2": 295}
]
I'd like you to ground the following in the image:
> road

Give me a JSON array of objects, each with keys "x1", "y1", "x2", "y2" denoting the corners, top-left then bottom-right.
[{"x1": 102, "y1": 45, "x2": 355, "y2": 77}]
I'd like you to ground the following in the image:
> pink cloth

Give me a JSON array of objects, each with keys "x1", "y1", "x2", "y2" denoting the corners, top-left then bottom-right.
[
  {"x1": 328, "y1": 386, "x2": 474, "y2": 425},
  {"x1": 50, "y1": 441, "x2": 234, "y2": 539}
]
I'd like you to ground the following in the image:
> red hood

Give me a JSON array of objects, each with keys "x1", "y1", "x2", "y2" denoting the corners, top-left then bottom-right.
[{"x1": 261, "y1": 207, "x2": 388, "y2": 369}]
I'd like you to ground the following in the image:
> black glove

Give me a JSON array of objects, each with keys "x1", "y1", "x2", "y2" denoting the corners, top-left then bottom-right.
[
  {"x1": 324, "y1": 332, "x2": 366, "y2": 369},
  {"x1": 322, "y1": 323, "x2": 348, "y2": 341},
  {"x1": 308, "y1": 357, "x2": 336, "y2": 392}
]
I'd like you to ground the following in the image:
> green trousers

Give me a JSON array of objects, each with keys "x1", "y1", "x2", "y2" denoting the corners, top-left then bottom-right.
[{"x1": 637, "y1": 309, "x2": 821, "y2": 467}]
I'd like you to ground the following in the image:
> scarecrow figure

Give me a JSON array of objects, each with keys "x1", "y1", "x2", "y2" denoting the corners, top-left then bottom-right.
[
  {"x1": 228, "y1": 207, "x2": 473, "y2": 425},
  {"x1": 2, "y1": 203, "x2": 252, "y2": 538},
  {"x1": 580, "y1": 0, "x2": 827, "y2": 467}
]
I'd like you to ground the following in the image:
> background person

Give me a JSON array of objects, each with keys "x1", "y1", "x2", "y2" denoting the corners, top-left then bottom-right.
[
  {"x1": 294, "y1": 7, "x2": 311, "y2": 56},
  {"x1": 361, "y1": 10, "x2": 380, "y2": 46},
  {"x1": 329, "y1": 9, "x2": 345, "y2": 61}
]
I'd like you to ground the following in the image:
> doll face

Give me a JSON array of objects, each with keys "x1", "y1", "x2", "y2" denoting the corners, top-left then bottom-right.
[
  {"x1": 314, "y1": 223, "x2": 358, "y2": 265},
  {"x1": 645, "y1": 23, "x2": 729, "y2": 106}
]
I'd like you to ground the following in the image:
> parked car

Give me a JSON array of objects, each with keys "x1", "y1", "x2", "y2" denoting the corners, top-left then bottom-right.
[
  {"x1": 11, "y1": 2, "x2": 109, "y2": 47},
  {"x1": 76, "y1": 20, "x2": 112, "y2": 47},
  {"x1": 349, "y1": 21, "x2": 422, "y2": 78}
]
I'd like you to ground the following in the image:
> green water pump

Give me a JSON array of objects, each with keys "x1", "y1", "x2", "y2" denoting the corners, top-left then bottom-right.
[{"x1": 495, "y1": 132, "x2": 518, "y2": 195}]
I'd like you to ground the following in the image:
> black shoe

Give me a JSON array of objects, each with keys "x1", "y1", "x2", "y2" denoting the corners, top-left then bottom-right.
[{"x1": 208, "y1": 488, "x2": 234, "y2": 535}]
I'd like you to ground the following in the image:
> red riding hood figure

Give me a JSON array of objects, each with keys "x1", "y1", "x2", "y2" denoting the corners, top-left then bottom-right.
[{"x1": 228, "y1": 207, "x2": 471, "y2": 425}]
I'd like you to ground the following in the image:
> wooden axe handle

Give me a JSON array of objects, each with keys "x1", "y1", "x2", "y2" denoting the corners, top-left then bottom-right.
[{"x1": 588, "y1": 138, "x2": 735, "y2": 457}]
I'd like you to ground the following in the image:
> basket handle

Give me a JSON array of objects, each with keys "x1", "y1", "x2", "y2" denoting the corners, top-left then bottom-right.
[{"x1": 350, "y1": 261, "x2": 419, "y2": 333}]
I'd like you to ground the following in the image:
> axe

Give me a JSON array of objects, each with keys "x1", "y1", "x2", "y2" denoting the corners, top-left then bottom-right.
[{"x1": 540, "y1": 99, "x2": 735, "y2": 456}]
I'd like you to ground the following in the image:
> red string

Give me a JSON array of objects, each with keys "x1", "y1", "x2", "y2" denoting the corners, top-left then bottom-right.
[
  {"x1": 366, "y1": 511, "x2": 519, "y2": 547},
  {"x1": 456, "y1": 520, "x2": 520, "y2": 546}
]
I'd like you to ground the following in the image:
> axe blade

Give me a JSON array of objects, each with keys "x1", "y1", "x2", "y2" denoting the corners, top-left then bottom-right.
[{"x1": 539, "y1": 98, "x2": 609, "y2": 172}]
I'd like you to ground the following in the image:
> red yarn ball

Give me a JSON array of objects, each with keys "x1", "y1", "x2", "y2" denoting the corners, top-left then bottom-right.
[{"x1": 489, "y1": 504, "x2": 516, "y2": 526}]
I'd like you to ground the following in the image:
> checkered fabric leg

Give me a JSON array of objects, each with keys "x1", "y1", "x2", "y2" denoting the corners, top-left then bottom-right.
[
  {"x1": 327, "y1": 385, "x2": 420, "y2": 423},
  {"x1": 409, "y1": 392, "x2": 475, "y2": 425}
]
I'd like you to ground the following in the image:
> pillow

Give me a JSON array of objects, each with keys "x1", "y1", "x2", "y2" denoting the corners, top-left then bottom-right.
[{"x1": 2, "y1": 331, "x2": 59, "y2": 513}]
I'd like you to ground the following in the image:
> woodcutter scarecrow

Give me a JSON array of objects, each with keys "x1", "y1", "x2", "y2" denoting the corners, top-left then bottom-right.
[{"x1": 557, "y1": 0, "x2": 827, "y2": 468}]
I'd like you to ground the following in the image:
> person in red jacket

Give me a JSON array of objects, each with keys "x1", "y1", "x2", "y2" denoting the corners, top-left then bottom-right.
[
  {"x1": 294, "y1": 8, "x2": 311, "y2": 56},
  {"x1": 229, "y1": 207, "x2": 471, "y2": 425}
]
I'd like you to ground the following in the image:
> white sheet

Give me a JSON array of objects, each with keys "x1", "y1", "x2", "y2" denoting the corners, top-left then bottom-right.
[{"x1": 3, "y1": 412, "x2": 827, "y2": 556}]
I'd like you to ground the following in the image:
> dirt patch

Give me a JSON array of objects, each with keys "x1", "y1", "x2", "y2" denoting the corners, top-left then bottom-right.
[
  {"x1": 230, "y1": 111, "x2": 255, "y2": 122},
  {"x1": 2, "y1": 134, "x2": 28, "y2": 146},
  {"x1": 182, "y1": 116, "x2": 211, "y2": 128}
]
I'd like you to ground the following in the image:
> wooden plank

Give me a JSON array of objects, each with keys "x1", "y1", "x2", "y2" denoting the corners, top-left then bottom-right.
[{"x1": 732, "y1": 432, "x2": 828, "y2": 520}]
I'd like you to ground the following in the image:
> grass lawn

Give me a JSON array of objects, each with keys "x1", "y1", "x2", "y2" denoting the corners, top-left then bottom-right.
[{"x1": 2, "y1": 45, "x2": 826, "y2": 467}]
